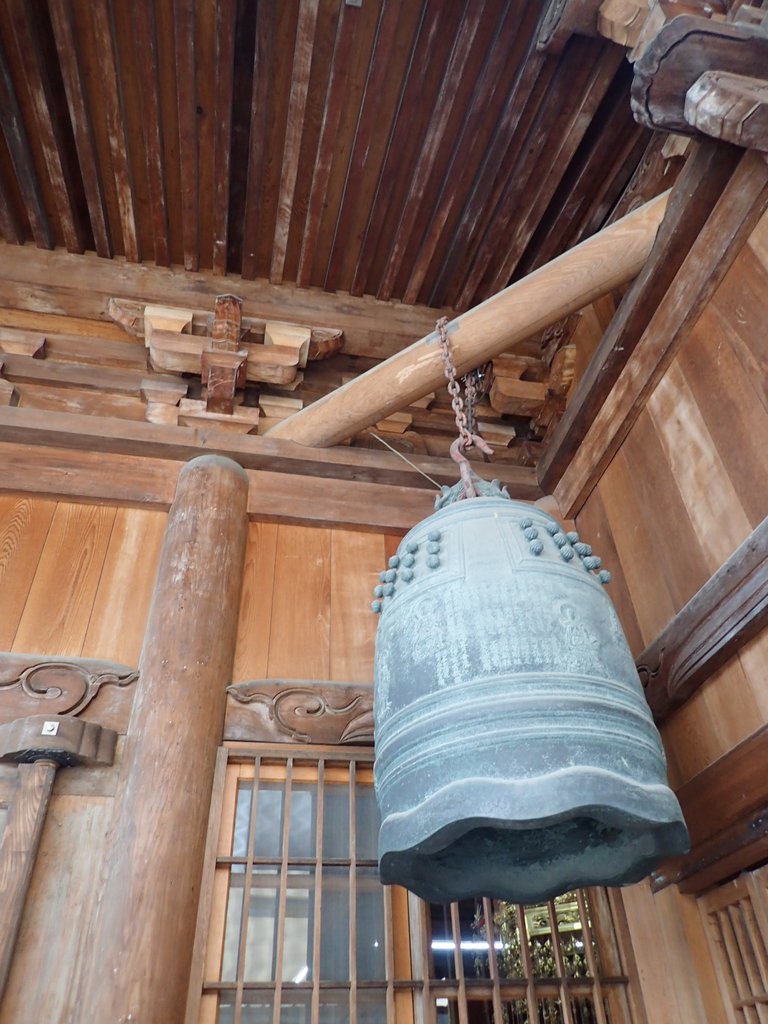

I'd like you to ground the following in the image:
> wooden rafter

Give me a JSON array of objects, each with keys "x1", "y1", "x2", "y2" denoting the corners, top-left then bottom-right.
[
  {"x1": 48, "y1": 0, "x2": 111, "y2": 258},
  {"x1": 173, "y1": 0, "x2": 198, "y2": 271},
  {"x1": 91, "y1": 0, "x2": 139, "y2": 261},
  {"x1": 212, "y1": 0, "x2": 236, "y2": 275}
]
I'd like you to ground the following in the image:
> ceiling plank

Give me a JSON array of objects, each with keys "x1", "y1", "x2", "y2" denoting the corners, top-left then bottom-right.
[
  {"x1": 172, "y1": 0, "x2": 198, "y2": 271},
  {"x1": 212, "y1": 0, "x2": 236, "y2": 275},
  {"x1": 296, "y1": 1, "x2": 359, "y2": 288},
  {"x1": 463, "y1": 42, "x2": 623, "y2": 306},
  {"x1": 241, "y1": 1, "x2": 277, "y2": 281},
  {"x1": 5, "y1": 0, "x2": 85, "y2": 253},
  {"x1": 538, "y1": 139, "x2": 745, "y2": 497},
  {"x1": 552, "y1": 146, "x2": 768, "y2": 517},
  {"x1": 0, "y1": 171, "x2": 22, "y2": 245},
  {"x1": 266, "y1": 192, "x2": 668, "y2": 447},
  {"x1": 376, "y1": 1, "x2": 484, "y2": 302},
  {"x1": 402, "y1": 0, "x2": 520, "y2": 305},
  {"x1": 270, "y1": 0, "x2": 321, "y2": 284},
  {"x1": 429, "y1": 39, "x2": 550, "y2": 308},
  {"x1": 132, "y1": 0, "x2": 169, "y2": 266},
  {"x1": 0, "y1": 34, "x2": 51, "y2": 249},
  {"x1": 48, "y1": 0, "x2": 111, "y2": 258},
  {"x1": 90, "y1": 0, "x2": 139, "y2": 261}
]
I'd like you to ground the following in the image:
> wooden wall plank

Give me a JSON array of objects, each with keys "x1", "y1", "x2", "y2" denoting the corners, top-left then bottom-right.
[
  {"x1": 79, "y1": 507, "x2": 166, "y2": 666},
  {"x1": 0, "y1": 495, "x2": 55, "y2": 650},
  {"x1": 329, "y1": 529, "x2": 384, "y2": 682},
  {"x1": 11, "y1": 502, "x2": 116, "y2": 656},
  {"x1": 211, "y1": 0, "x2": 236, "y2": 274},
  {"x1": 232, "y1": 521, "x2": 279, "y2": 682},
  {"x1": 266, "y1": 525, "x2": 331, "y2": 679}
]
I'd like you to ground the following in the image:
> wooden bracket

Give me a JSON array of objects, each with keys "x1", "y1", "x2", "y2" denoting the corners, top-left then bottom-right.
[
  {"x1": 632, "y1": 14, "x2": 768, "y2": 136},
  {"x1": 686, "y1": 70, "x2": 768, "y2": 151},
  {"x1": 536, "y1": 0, "x2": 603, "y2": 53},
  {"x1": 0, "y1": 714, "x2": 117, "y2": 767}
]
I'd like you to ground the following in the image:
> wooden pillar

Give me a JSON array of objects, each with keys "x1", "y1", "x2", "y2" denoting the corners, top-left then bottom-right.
[{"x1": 76, "y1": 455, "x2": 249, "y2": 1024}]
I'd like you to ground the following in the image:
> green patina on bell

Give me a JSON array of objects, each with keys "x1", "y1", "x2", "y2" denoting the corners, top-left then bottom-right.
[{"x1": 371, "y1": 482, "x2": 689, "y2": 904}]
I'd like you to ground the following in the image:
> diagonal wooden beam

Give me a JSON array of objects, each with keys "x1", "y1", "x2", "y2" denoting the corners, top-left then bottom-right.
[
  {"x1": 537, "y1": 139, "x2": 742, "y2": 495},
  {"x1": 0, "y1": 35, "x2": 51, "y2": 249},
  {"x1": 549, "y1": 145, "x2": 768, "y2": 517},
  {"x1": 90, "y1": 0, "x2": 139, "y2": 261},
  {"x1": 0, "y1": 172, "x2": 22, "y2": 245},
  {"x1": 270, "y1": 0, "x2": 320, "y2": 285},
  {"x1": 266, "y1": 191, "x2": 669, "y2": 447},
  {"x1": 48, "y1": 0, "x2": 112, "y2": 257},
  {"x1": 637, "y1": 516, "x2": 768, "y2": 723}
]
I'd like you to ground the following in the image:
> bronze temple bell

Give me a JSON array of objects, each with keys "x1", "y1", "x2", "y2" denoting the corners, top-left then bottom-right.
[{"x1": 370, "y1": 485, "x2": 689, "y2": 904}]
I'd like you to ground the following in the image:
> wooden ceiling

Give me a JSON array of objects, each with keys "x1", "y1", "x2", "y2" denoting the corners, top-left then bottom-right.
[{"x1": 0, "y1": 0, "x2": 649, "y2": 311}]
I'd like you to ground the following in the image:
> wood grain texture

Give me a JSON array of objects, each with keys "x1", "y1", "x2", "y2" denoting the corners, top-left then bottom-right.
[
  {"x1": 0, "y1": 495, "x2": 55, "y2": 650},
  {"x1": 12, "y1": 502, "x2": 115, "y2": 657},
  {"x1": 267, "y1": 525, "x2": 331, "y2": 680},
  {"x1": 329, "y1": 529, "x2": 384, "y2": 682},
  {"x1": 232, "y1": 521, "x2": 279, "y2": 682},
  {"x1": 76, "y1": 456, "x2": 249, "y2": 1024}
]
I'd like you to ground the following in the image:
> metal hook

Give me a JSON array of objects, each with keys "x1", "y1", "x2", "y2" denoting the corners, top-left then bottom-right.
[{"x1": 450, "y1": 435, "x2": 494, "y2": 500}]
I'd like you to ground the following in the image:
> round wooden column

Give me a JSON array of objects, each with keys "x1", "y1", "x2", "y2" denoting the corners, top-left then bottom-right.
[{"x1": 77, "y1": 455, "x2": 249, "y2": 1023}]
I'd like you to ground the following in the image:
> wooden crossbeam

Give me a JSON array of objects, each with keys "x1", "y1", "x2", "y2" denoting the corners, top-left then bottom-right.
[
  {"x1": 637, "y1": 516, "x2": 768, "y2": 723},
  {"x1": 266, "y1": 192, "x2": 669, "y2": 447}
]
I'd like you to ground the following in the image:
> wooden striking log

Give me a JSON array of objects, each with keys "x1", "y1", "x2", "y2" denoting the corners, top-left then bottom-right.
[
  {"x1": 637, "y1": 516, "x2": 768, "y2": 722},
  {"x1": 76, "y1": 455, "x2": 249, "y2": 1024},
  {"x1": 266, "y1": 192, "x2": 670, "y2": 448}
]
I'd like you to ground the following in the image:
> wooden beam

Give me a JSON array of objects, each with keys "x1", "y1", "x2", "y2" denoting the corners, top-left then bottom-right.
[
  {"x1": 266, "y1": 191, "x2": 669, "y2": 447},
  {"x1": 48, "y1": 0, "x2": 112, "y2": 257},
  {"x1": 0, "y1": 406, "x2": 540, "y2": 497},
  {"x1": 651, "y1": 724, "x2": 768, "y2": 894},
  {"x1": 212, "y1": 0, "x2": 236, "y2": 274},
  {"x1": 551, "y1": 146, "x2": 768, "y2": 516},
  {"x1": 90, "y1": 0, "x2": 139, "y2": 261},
  {"x1": 685, "y1": 70, "x2": 768, "y2": 152},
  {"x1": 0, "y1": 35, "x2": 51, "y2": 249},
  {"x1": 132, "y1": 0, "x2": 170, "y2": 266},
  {"x1": 173, "y1": 0, "x2": 199, "y2": 271},
  {"x1": 537, "y1": 139, "x2": 741, "y2": 495},
  {"x1": 637, "y1": 516, "x2": 768, "y2": 723},
  {"x1": 270, "y1": 0, "x2": 320, "y2": 285},
  {"x1": 77, "y1": 456, "x2": 248, "y2": 1023},
  {"x1": 0, "y1": 243, "x2": 444, "y2": 361},
  {"x1": 537, "y1": 0, "x2": 603, "y2": 53},
  {"x1": 5, "y1": 0, "x2": 85, "y2": 253},
  {"x1": 0, "y1": 441, "x2": 442, "y2": 532}
]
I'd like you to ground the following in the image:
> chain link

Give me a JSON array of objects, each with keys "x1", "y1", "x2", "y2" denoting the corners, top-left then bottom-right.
[{"x1": 436, "y1": 317, "x2": 473, "y2": 450}]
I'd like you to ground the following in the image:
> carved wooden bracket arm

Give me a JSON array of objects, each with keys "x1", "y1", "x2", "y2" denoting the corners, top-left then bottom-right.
[{"x1": 0, "y1": 714, "x2": 117, "y2": 767}]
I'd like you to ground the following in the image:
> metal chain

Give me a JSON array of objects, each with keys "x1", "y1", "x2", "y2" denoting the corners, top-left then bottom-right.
[{"x1": 436, "y1": 317, "x2": 473, "y2": 450}]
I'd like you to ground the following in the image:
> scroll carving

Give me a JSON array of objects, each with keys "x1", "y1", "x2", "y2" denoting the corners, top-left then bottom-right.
[
  {"x1": 0, "y1": 653, "x2": 139, "y2": 725},
  {"x1": 225, "y1": 680, "x2": 373, "y2": 745}
]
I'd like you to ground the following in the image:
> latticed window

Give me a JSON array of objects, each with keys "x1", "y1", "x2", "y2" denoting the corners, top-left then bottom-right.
[
  {"x1": 699, "y1": 867, "x2": 768, "y2": 1023},
  {"x1": 191, "y1": 744, "x2": 642, "y2": 1024}
]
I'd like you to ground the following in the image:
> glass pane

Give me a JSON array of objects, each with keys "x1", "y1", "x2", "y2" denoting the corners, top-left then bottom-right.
[
  {"x1": 355, "y1": 783, "x2": 380, "y2": 861},
  {"x1": 528, "y1": 905, "x2": 558, "y2": 978},
  {"x1": 539, "y1": 1000, "x2": 565, "y2": 1024},
  {"x1": 221, "y1": 869, "x2": 245, "y2": 981},
  {"x1": 283, "y1": 868, "x2": 315, "y2": 983},
  {"x1": 289, "y1": 784, "x2": 316, "y2": 859},
  {"x1": 552, "y1": 894, "x2": 588, "y2": 978},
  {"x1": 217, "y1": 995, "x2": 235, "y2": 1024},
  {"x1": 318, "y1": 989, "x2": 349, "y2": 1023},
  {"x1": 494, "y1": 903, "x2": 525, "y2": 979},
  {"x1": 358, "y1": 988, "x2": 387, "y2": 1023},
  {"x1": 320, "y1": 867, "x2": 349, "y2": 980},
  {"x1": 503, "y1": 1000, "x2": 531, "y2": 1024},
  {"x1": 244, "y1": 868, "x2": 280, "y2": 980},
  {"x1": 279, "y1": 987, "x2": 311, "y2": 1024},
  {"x1": 323, "y1": 779, "x2": 349, "y2": 859},
  {"x1": 356, "y1": 867, "x2": 385, "y2": 981},
  {"x1": 430, "y1": 903, "x2": 457, "y2": 980},
  {"x1": 241, "y1": 994, "x2": 274, "y2": 1023},
  {"x1": 233, "y1": 781, "x2": 252, "y2": 856},
  {"x1": 254, "y1": 783, "x2": 284, "y2": 858},
  {"x1": 571, "y1": 996, "x2": 599, "y2": 1023}
]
